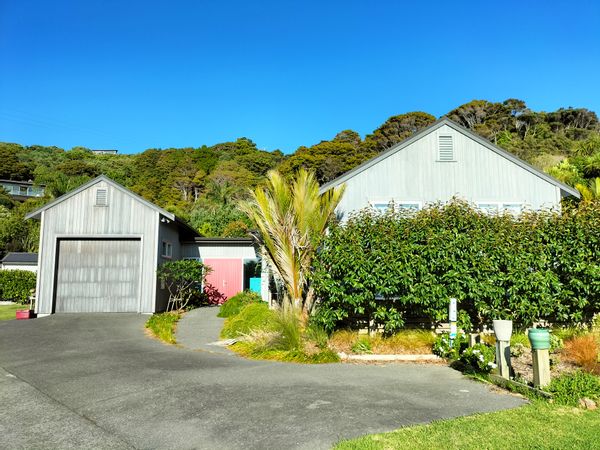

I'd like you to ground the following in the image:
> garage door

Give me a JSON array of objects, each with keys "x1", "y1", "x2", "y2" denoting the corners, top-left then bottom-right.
[{"x1": 54, "y1": 239, "x2": 141, "y2": 313}]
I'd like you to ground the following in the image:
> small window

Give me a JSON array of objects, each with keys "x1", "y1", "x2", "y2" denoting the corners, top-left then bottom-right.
[
  {"x1": 95, "y1": 188, "x2": 108, "y2": 206},
  {"x1": 371, "y1": 201, "x2": 421, "y2": 214},
  {"x1": 161, "y1": 241, "x2": 173, "y2": 258},
  {"x1": 397, "y1": 202, "x2": 421, "y2": 212},
  {"x1": 438, "y1": 135, "x2": 454, "y2": 161},
  {"x1": 502, "y1": 203, "x2": 523, "y2": 215},
  {"x1": 371, "y1": 202, "x2": 390, "y2": 213},
  {"x1": 478, "y1": 203, "x2": 499, "y2": 215}
]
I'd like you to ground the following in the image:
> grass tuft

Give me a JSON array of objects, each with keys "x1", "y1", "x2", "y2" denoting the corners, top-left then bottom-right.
[
  {"x1": 217, "y1": 291, "x2": 262, "y2": 318},
  {"x1": 221, "y1": 302, "x2": 277, "y2": 338},
  {"x1": 145, "y1": 312, "x2": 181, "y2": 344},
  {"x1": 563, "y1": 335, "x2": 600, "y2": 374}
]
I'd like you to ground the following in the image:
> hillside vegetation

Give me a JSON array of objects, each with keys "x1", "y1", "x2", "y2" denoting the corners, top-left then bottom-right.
[{"x1": 1, "y1": 98, "x2": 599, "y2": 256}]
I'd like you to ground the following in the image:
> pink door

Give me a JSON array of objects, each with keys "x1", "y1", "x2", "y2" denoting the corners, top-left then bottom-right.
[{"x1": 203, "y1": 258, "x2": 243, "y2": 304}]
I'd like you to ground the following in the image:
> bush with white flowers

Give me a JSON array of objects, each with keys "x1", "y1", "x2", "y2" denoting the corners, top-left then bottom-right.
[{"x1": 460, "y1": 343, "x2": 497, "y2": 373}]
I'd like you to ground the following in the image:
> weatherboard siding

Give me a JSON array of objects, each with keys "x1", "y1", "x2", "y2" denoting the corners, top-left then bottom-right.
[
  {"x1": 181, "y1": 244, "x2": 257, "y2": 259},
  {"x1": 36, "y1": 180, "x2": 158, "y2": 314},
  {"x1": 335, "y1": 124, "x2": 559, "y2": 219}
]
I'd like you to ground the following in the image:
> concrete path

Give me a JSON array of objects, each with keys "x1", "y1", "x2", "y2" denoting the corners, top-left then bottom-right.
[
  {"x1": 0, "y1": 314, "x2": 525, "y2": 450},
  {"x1": 175, "y1": 306, "x2": 231, "y2": 354}
]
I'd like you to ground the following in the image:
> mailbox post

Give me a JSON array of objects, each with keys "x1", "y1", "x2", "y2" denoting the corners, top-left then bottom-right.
[{"x1": 449, "y1": 298, "x2": 457, "y2": 347}]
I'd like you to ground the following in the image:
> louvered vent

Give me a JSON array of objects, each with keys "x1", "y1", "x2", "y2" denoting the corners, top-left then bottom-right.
[
  {"x1": 95, "y1": 188, "x2": 108, "y2": 206},
  {"x1": 438, "y1": 135, "x2": 454, "y2": 161}
]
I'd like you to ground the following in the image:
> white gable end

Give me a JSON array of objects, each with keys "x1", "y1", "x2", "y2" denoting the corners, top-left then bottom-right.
[{"x1": 334, "y1": 122, "x2": 563, "y2": 218}]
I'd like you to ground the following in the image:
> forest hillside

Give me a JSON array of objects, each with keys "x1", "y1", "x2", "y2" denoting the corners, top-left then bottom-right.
[{"x1": 1, "y1": 98, "x2": 599, "y2": 256}]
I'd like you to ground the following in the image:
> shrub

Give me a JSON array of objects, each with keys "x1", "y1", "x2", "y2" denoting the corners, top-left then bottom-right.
[
  {"x1": 156, "y1": 259, "x2": 210, "y2": 311},
  {"x1": 432, "y1": 333, "x2": 467, "y2": 359},
  {"x1": 563, "y1": 335, "x2": 600, "y2": 374},
  {"x1": 0, "y1": 270, "x2": 36, "y2": 304},
  {"x1": 547, "y1": 371, "x2": 600, "y2": 406},
  {"x1": 312, "y1": 200, "x2": 600, "y2": 332},
  {"x1": 221, "y1": 302, "x2": 278, "y2": 339},
  {"x1": 510, "y1": 333, "x2": 531, "y2": 348},
  {"x1": 217, "y1": 291, "x2": 263, "y2": 318},
  {"x1": 460, "y1": 343, "x2": 497, "y2": 373},
  {"x1": 351, "y1": 338, "x2": 372, "y2": 354}
]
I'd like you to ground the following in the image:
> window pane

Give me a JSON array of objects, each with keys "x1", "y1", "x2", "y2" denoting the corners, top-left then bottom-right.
[
  {"x1": 398, "y1": 203, "x2": 420, "y2": 211},
  {"x1": 478, "y1": 203, "x2": 498, "y2": 214},
  {"x1": 372, "y1": 203, "x2": 389, "y2": 212},
  {"x1": 502, "y1": 203, "x2": 522, "y2": 214}
]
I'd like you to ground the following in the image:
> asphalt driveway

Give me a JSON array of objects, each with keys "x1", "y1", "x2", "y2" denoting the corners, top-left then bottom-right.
[{"x1": 0, "y1": 313, "x2": 524, "y2": 450}]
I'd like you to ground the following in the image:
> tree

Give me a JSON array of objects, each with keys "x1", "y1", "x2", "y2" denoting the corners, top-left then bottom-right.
[
  {"x1": 239, "y1": 169, "x2": 345, "y2": 320},
  {"x1": 576, "y1": 177, "x2": 600, "y2": 202},
  {"x1": 365, "y1": 112, "x2": 436, "y2": 151},
  {"x1": 156, "y1": 259, "x2": 210, "y2": 311}
]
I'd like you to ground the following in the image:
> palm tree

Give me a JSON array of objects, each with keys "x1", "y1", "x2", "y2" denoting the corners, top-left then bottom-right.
[
  {"x1": 240, "y1": 169, "x2": 345, "y2": 319},
  {"x1": 576, "y1": 177, "x2": 600, "y2": 202}
]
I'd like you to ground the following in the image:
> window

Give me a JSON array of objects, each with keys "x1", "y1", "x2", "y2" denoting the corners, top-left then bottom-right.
[
  {"x1": 397, "y1": 202, "x2": 421, "y2": 212},
  {"x1": 95, "y1": 188, "x2": 108, "y2": 206},
  {"x1": 370, "y1": 201, "x2": 421, "y2": 214},
  {"x1": 161, "y1": 241, "x2": 173, "y2": 258},
  {"x1": 477, "y1": 203, "x2": 499, "y2": 215},
  {"x1": 502, "y1": 203, "x2": 522, "y2": 214},
  {"x1": 371, "y1": 202, "x2": 391, "y2": 213},
  {"x1": 477, "y1": 202, "x2": 523, "y2": 215},
  {"x1": 438, "y1": 135, "x2": 454, "y2": 161}
]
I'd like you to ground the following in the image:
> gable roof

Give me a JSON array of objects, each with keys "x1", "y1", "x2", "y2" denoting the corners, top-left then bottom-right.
[
  {"x1": 1, "y1": 252, "x2": 38, "y2": 264},
  {"x1": 25, "y1": 175, "x2": 177, "y2": 220},
  {"x1": 319, "y1": 117, "x2": 580, "y2": 198}
]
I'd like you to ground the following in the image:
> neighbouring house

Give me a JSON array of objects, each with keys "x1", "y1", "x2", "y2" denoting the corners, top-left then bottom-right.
[
  {"x1": 0, "y1": 179, "x2": 45, "y2": 201},
  {"x1": 320, "y1": 117, "x2": 580, "y2": 218},
  {"x1": 0, "y1": 252, "x2": 38, "y2": 272},
  {"x1": 91, "y1": 149, "x2": 118, "y2": 155},
  {"x1": 25, "y1": 175, "x2": 262, "y2": 315}
]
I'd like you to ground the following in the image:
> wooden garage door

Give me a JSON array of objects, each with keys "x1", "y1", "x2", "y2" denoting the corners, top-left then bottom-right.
[{"x1": 54, "y1": 239, "x2": 141, "y2": 313}]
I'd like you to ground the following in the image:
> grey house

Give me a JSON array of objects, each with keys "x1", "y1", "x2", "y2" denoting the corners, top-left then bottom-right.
[
  {"x1": 26, "y1": 176, "x2": 259, "y2": 315},
  {"x1": 320, "y1": 118, "x2": 580, "y2": 218}
]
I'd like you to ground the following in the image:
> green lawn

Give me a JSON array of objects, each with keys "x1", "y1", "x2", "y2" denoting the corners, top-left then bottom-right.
[
  {"x1": 0, "y1": 304, "x2": 22, "y2": 321},
  {"x1": 334, "y1": 402, "x2": 600, "y2": 450}
]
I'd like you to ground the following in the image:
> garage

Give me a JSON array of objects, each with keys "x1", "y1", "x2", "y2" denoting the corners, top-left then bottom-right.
[{"x1": 54, "y1": 239, "x2": 141, "y2": 313}]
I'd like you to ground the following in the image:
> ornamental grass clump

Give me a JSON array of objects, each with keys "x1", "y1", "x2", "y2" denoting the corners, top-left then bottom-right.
[
  {"x1": 563, "y1": 335, "x2": 600, "y2": 375},
  {"x1": 218, "y1": 291, "x2": 262, "y2": 318}
]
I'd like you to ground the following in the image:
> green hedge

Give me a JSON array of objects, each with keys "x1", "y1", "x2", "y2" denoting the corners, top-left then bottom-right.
[
  {"x1": 312, "y1": 200, "x2": 600, "y2": 332},
  {"x1": 0, "y1": 270, "x2": 36, "y2": 304}
]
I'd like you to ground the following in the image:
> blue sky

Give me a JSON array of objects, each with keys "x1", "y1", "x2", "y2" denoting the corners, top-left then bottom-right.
[{"x1": 1, "y1": 1, "x2": 599, "y2": 154}]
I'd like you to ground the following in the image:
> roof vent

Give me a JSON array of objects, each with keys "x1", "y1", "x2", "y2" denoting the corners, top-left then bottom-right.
[
  {"x1": 95, "y1": 188, "x2": 108, "y2": 206},
  {"x1": 438, "y1": 135, "x2": 454, "y2": 161}
]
